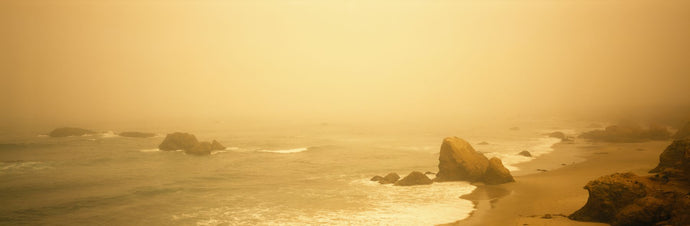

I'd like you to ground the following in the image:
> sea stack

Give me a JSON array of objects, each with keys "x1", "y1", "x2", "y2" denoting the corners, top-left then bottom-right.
[
  {"x1": 435, "y1": 137, "x2": 514, "y2": 184},
  {"x1": 158, "y1": 132, "x2": 226, "y2": 156}
]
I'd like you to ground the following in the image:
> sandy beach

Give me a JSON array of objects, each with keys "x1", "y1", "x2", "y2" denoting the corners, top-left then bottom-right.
[{"x1": 451, "y1": 139, "x2": 673, "y2": 226}]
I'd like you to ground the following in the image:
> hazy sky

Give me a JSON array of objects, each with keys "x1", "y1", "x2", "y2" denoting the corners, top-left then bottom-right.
[{"x1": 2, "y1": 0, "x2": 689, "y2": 127}]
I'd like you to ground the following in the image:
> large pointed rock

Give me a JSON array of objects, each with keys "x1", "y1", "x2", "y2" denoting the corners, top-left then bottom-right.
[
  {"x1": 436, "y1": 137, "x2": 489, "y2": 182},
  {"x1": 435, "y1": 137, "x2": 514, "y2": 184}
]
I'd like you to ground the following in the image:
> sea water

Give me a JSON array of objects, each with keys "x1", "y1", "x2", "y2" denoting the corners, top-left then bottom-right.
[{"x1": 0, "y1": 121, "x2": 583, "y2": 225}]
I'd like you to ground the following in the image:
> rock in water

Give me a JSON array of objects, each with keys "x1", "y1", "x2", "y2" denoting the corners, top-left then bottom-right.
[
  {"x1": 378, "y1": 173, "x2": 401, "y2": 184},
  {"x1": 477, "y1": 141, "x2": 489, "y2": 145},
  {"x1": 395, "y1": 171, "x2": 433, "y2": 186},
  {"x1": 48, "y1": 127, "x2": 96, "y2": 137},
  {"x1": 674, "y1": 122, "x2": 690, "y2": 139},
  {"x1": 119, "y1": 132, "x2": 155, "y2": 138},
  {"x1": 436, "y1": 137, "x2": 489, "y2": 182},
  {"x1": 484, "y1": 157, "x2": 515, "y2": 185},
  {"x1": 435, "y1": 137, "x2": 514, "y2": 184},
  {"x1": 547, "y1": 131, "x2": 566, "y2": 140},
  {"x1": 187, "y1": 141, "x2": 212, "y2": 155},
  {"x1": 211, "y1": 140, "x2": 226, "y2": 150},
  {"x1": 370, "y1": 175, "x2": 383, "y2": 182},
  {"x1": 158, "y1": 132, "x2": 199, "y2": 151},
  {"x1": 517, "y1": 150, "x2": 532, "y2": 157}
]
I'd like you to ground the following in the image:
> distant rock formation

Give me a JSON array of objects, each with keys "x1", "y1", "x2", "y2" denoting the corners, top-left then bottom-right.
[
  {"x1": 569, "y1": 139, "x2": 690, "y2": 225},
  {"x1": 158, "y1": 132, "x2": 226, "y2": 156},
  {"x1": 435, "y1": 137, "x2": 514, "y2": 185},
  {"x1": 674, "y1": 122, "x2": 690, "y2": 139},
  {"x1": 395, "y1": 171, "x2": 433, "y2": 186},
  {"x1": 119, "y1": 132, "x2": 155, "y2": 138},
  {"x1": 547, "y1": 131, "x2": 566, "y2": 140},
  {"x1": 579, "y1": 122, "x2": 671, "y2": 143},
  {"x1": 378, "y1": 173, "x2": 401, "y2": 184},
  {"x1": 477, "y1": 141, "x2": 489, "y2": 145},
  {"x1": 48, "y1": 127, "x2": 96, "y2": 137},
  {"x1": 211, "y1": 140, "x2": 226, "y2": 150},
  {"x1": 159, "y1": 132, "x2": 199, "y2": 151},
  {"x1": 517, "y1": 150, "x2": 532, "y2": 157}
]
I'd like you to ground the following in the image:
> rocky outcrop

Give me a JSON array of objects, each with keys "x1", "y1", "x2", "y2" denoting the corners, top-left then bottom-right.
[
  {"x1": 570, "y1": 139, "x2": 690, "y2": 225},
  {"x1": 650, "y1": 139, "x2": 690, "y2": 179},
  {"x1": 395, "y1": 171, "x2": 433, "y2": 186},
  {"x1": 435, "y1": 137, "x2": 514, "y2": 185},
  {"x1": 517, "y1": 150, "x2": 532, "y2": 157},
  {"x1": 158, "y1": 132, "x2": 226, "y2": 156},
  {"x1": 674, "y1": 122, "x2": 690, "y2": 139},
  {"x1": 579, "y1": 122, "x2": 671, "y2": 143},
  {"x1": 118, "y1": 132, "x2": 155, "y2": 138},
  {"x1": 48, "y1": 127, "x2": 96, "y2": 137},
  {"x1": 378, "y1": 173, "x2": 400, "y2": 184}
]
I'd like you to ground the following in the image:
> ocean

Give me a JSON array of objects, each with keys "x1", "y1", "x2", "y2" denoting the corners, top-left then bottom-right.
[{"x1": 0, "y1": 121, "x2": 582, "y2": 225}]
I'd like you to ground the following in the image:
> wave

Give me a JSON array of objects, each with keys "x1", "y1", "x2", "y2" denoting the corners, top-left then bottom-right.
[
  {"x1": 0, "y1": 161, "x2": 51, "y2": 172},
  {"x1": 140, "y1": 149, "x2": 160, "y2": 153},
  {"x1": 257, "y1": 147, "x2": 309, "y2": 154},
  {"x1": 100, "y1": 131, "x2": 119, "y2": 138},
  {"x1": 482, "y1": 137, "x2": 562, "y2": 171}
]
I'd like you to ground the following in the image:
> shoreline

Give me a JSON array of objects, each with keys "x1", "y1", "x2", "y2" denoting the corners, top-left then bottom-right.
[{"x1": 447, "y1": 139, "x2": 672, "y2": 226}]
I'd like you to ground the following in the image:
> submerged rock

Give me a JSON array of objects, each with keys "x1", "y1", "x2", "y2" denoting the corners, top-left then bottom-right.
[
  {"x1": 517, "y1": 150, "x2": 532, "y2": 157},
  {"x1": 378, "y1": 173, "x2": 400, "y2": 184},
  {"x1": 395, "y1": 171, "x2": 433, "y2": 186},
  {"x1": 435, "y1": 137, "x2": 514, "y2": 185},
  {"x1": 159, "y1": 132, "x2": 199, "y2": 151},
  {"x1": 48, "y1": 127, "x2": 96, "y2": 137},
  {"x1": 119, "y1": 131, "x2": 155, "y2": 138}
]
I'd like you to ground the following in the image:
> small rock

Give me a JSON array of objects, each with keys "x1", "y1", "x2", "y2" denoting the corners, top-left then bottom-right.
[
  {"x1": 542, "y1": 214, "x2": 552, "y2": 219},
  {"x1": 395, "y1": 171, "x2": 433, "y2": 186},
  {"x1": 477, "y1": 141, "x2": 489, "y2": 145},
  {"x1": 370, "y1": 175, "x2": 383, "y2": 181},
  {"x1": 378, "y1": 173, "x2": 400, "y2": 184},
  {"x1": 517, "y1": 150, "x2": 532, "y2": 157}
]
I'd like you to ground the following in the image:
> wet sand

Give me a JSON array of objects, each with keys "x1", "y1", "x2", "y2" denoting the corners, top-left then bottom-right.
[{"x1": 446, "y1": 140, "x2": 672, "y2": 226}]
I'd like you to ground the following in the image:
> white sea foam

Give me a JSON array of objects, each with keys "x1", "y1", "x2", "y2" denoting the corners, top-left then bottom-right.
[
  {"x1": 482, "y1": 137, "x2": 562, "y2": 171},
  {"x1": 225, "y1": 147, "x2": 239, "y2": 151},
  {"x1": 100, "y1": 131, "x2": 119, "y2": 138},
  {"x1": 257, "y1": 147, "x2": 309, "y2": 154},
  {"x1": 140, "y1": 149, "x2": 161, "y2": 153},
  {"x1": 174, "y1": 177, "x2": 476, "y2": 226}
]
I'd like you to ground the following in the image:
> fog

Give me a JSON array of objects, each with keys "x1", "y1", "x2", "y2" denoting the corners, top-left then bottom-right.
[{"x1": 2, "y1": 0, "x2": 689, "y2": 129}]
